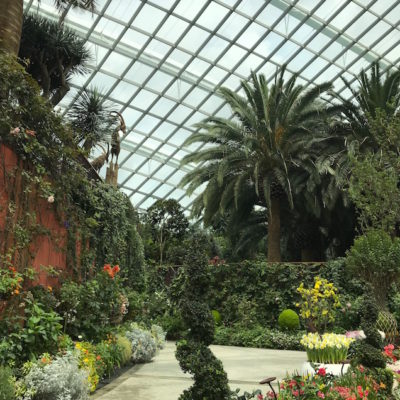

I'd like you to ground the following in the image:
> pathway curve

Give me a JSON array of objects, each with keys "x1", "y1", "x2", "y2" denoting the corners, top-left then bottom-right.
[{"x1": 92, "y1": 342, "x2": 306, "y2": 399}]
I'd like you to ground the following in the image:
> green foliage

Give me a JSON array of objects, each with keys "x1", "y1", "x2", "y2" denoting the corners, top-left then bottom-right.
[
  {"x1": 95, "y1": 335, "x2": 125, "y2": 379},
  {"x1": 175, "y1": 236, "x2": 230, "y2": 399},
  {"x1": 346, "y1": 230, "x2": 400, "y2": 308},
  {"x1": 278, "y1": 309, "x2": 300, "y2": 331},
  {"x1": 214, "y1": 325, "x2": 304, "y2": 350},
  {"x1": 115, "y1": 335, "x2": 132, "y2": 366},
  {"x1": 0, "y1": 296, "x2": 62, "y2": 365},
  {"x1": 0, "y1": 366, "x2": 15, "y2": 400},
  {"x1": 58, "y1": 269, "x2": 125, "y2": 341},
  {"x1": 350, "y1": 294, "x2": 386, "y2": 369},
  {"x1": 143, "y1": 199, "x2": 189, "y2": 265},
  {"x1": 212, "y1": 310, "x2": 222, "y2": 326},
  {"x1": 349, "y1": 153, "x2": 400, "y2": 233}
]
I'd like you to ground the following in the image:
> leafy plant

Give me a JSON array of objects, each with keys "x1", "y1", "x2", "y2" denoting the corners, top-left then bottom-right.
[
  {"x1": 0, "y1": 366, "x2": 15, "y2": 400},
  {"x1": 74, "y1": 341, "x2": 99, "y2": 392},
  {"x1": 125, "y1": 323, "x2": 157, "y2": 363},
  {"x1": 346, "y1": 230, "x2": 400, "y2": 308},
  {"x1": 20, "y1": 352, "x2": 90, "y2": 400}
]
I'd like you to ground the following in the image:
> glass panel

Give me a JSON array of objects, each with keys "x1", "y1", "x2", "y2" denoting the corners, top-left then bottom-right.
[
  {"x1": 156, "y1": 14, "x2": 190, "y2": 43},
  {"x1": 197, "y1": 2, "x2": 230, "y2": 31},
  {"x1": 133, "y1": 4, "x2": 166, "y2": 34}
]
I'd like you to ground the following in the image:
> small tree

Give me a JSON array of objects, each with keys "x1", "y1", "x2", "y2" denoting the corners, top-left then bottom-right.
[
  {"x1": 346, "y1": 230, "x2": 400, "y2": 309},
  {"x1": 145, "y1": 199, "x2": 189, "y2": 266}
]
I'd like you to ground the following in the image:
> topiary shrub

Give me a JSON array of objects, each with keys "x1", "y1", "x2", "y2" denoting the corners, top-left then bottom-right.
[
  {"x1": 377, "y1": 310, "x2": 398, "y2": 345},
  {"x1": 212, "y1": 310, "x2": 222, "y2": 326},
  {"x1": 0, "y1": 366, "x2": 15, "y2": 400},
  {"x1": 350, "y1": 293, "x2": 393, "y2": 395},
  {"x1": 175, "y1": 235, "x2": 230, "y2": 400},
  {"x1": 278, "y1": 309, "x2": 300, "y2": 331},
  {"x1": 125, "y1": 324, "x2": 157, "y2": 363}
]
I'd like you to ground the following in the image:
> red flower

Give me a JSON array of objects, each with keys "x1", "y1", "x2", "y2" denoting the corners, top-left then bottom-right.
[{"x1": 317, "y1": 367, "x2": 326, "y2": 377}]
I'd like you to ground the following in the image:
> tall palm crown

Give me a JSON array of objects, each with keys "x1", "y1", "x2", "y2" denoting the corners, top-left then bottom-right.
[
  {"x1": 181, "y1": 66, "x2": 337, "y2": 261},
  {"x1": 336, "y1": 62, "x2": 400, "y2": 151},
  {"x1": 0, "y1": 0, "x2": 97, "y2": 55}
]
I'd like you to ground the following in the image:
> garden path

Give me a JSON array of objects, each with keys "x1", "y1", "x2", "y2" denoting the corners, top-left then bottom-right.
[{"x1": 92, "y1": 342, "x2": 306, "y2": 399}]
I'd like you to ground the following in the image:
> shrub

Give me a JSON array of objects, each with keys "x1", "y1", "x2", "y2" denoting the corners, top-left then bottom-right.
[
  {"x1": 157, "y1": 312, "x2": 186, "y2": 340},
  {"x1": 0, "y1": 366, "x2": 15, "y2": 400},
  {"x1": 125, "y1": 324, "x2": 157, "y2": 363},
  {"x1": 151, "y1": 324, "x2": 166, "y2": 349},
  {"x1": 346, "y1": 230, "x2": 400, "y2": 308},
  {"x1": 116, "y1": 335, "x2": 132, "y2": 366},
  {"x1": 278, "y1": 309, "x2": 300, "y2": 331},
  {"x1": 211, "y1": 310, "x2": 222, "y2": 326},
  {"x1": 21, "y1": 352, "x2": 89, "y2": 400},
  {"x1": 214, "y1": 325, "x2": 304, "y2": 350},
  {"x1": 95, "y1": 335, "x2": 124, "y2": 379}
]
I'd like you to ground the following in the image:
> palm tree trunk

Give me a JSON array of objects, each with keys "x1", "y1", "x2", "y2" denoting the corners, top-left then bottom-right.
[
  {"x1": 0, "y1": 0, "x2": 23, "y2": 55},
  {"x1": 267, "y1": 198, "x2": 281, "y2": 262}
]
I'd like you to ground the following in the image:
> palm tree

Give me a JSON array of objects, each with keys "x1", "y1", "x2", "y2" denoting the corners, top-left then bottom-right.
[
  {"x1": 19, "y1": 14, "x2": 90, "y2": 105},
  {"x1": 335, "y1": 62, "x2": 400, "y2": 152},
  {"x1": 0, "y1": 0, "x2": 96, "y2": 56},
  {"x1": 181, "y1": 66, "x2": 340, "y2": 262}
]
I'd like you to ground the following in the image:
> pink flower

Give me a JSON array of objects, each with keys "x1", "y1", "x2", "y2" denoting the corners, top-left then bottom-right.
[
  {"x1": 317, "y1": 391, "x2": 325, "y2": 398},
  {"x1": 10, "y1": 127, "x2": 20, "y2": 136}
]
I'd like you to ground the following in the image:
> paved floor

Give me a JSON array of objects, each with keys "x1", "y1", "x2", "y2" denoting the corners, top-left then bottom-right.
[{"x1": 92, "y1": 342, "x2": 306, "y2": 399}]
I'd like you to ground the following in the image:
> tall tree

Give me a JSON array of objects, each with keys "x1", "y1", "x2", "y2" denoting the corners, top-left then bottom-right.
[
  {"x1": 0, "y1": 0, "x2": 96, "y2": 56},
  {"x1": 181, "y1": 66, "x2": 339, "y2": 261}
]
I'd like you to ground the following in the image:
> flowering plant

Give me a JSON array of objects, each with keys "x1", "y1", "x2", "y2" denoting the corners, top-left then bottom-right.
[
  {"x1": 301, "y1": 333, "x2": 354, "y2": 364},
  {"x1": 297, "y1": 277, "x2": 341, "y2": 333},
  {"x1": 103, "y1": 264, "x2": 120, "y2": 279},
  {"x1": 0, "y1": 266, "x2": 23, "y2": 300},
  {"x1": 74, "y1": 341, "x2": 100, "y2": 392}
]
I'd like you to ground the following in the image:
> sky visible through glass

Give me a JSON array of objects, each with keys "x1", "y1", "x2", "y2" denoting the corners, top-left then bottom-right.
[{"x1": 23, "y1": 0, "x2": 400, "y2": 212}]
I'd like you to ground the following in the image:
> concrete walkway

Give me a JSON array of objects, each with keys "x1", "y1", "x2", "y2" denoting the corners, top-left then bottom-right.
[{"x1": 92, "y1": 342, "x2": 306, "y2": 399}]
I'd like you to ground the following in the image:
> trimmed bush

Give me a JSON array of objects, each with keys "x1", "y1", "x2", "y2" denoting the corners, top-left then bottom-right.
[
  {"x1": 212, "y1": 310, "x2": 222, "y2": 326},
  {"x1": 278, "y1": 309, "x2": 300, "y2": 331}
]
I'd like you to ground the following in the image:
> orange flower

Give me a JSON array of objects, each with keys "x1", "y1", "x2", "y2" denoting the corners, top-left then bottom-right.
[
  {"x1": 96, "y1": 355, "x2": 101, "y2": 360},
  {"x1": 13, "y1": 289, "x2": 20, "y2": 295},
  {"x1": 103, "y1": 264, "x2": 111, "y2": 271},
  {"x1": 47, "y1": 286, "x2": 52, "y2": 292},
  {"x1": 26, "y1": 129, "x2": 36, "y2": 137},
  {"x1": 112, "y1": 265, "x2": 120, "y2": 274}
]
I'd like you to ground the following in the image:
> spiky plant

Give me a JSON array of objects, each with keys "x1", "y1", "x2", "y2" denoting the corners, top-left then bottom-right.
[{"x1": 68, "y1": 87, "x2": 116, "y2": 153}]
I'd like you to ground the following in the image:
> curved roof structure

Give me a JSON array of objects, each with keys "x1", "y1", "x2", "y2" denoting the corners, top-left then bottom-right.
[{"x1": 23, "y1": 0, "x2": 400, "y2": 212}]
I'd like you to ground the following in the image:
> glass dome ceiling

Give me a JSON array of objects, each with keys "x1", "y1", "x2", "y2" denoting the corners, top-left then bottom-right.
[{"x1": 23, "y1": 0, "x2": 400, "y2": 212}]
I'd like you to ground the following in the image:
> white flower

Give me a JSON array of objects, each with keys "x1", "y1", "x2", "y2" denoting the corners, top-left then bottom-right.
[{"x1": 47, "y1": 195, "x2": 55, "y2": 203}]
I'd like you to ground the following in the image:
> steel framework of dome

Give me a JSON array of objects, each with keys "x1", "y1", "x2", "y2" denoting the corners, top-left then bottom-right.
[{"x1": 23, "y1": 0, "x2": 400, "y2": 211}]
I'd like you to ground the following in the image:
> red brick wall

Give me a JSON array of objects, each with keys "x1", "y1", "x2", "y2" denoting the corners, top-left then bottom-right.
[{"x1": 0, "y1": 144, "x2": 68, "y2": 287}]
